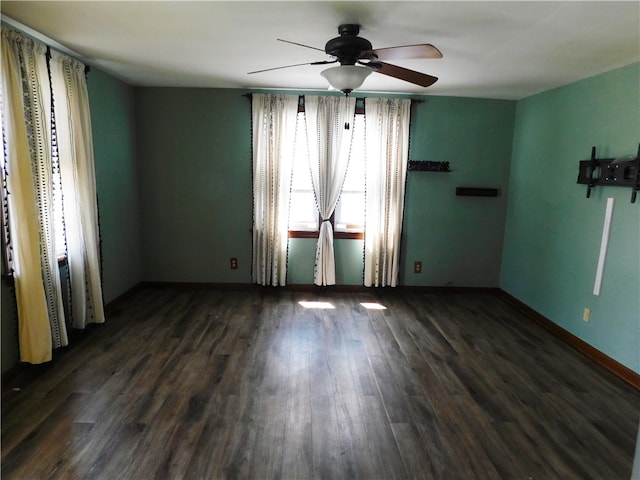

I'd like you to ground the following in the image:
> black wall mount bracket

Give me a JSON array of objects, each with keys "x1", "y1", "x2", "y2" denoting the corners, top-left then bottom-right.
[
  {"x1": 408, "y1": 160, "x2": 451, "y2": 172},
  {"x1": 455, "y1": 187, "x2": 499, "y2": 197},
  {"x1": 577, "y1": 144, "x2": 640, "y2": 203}
]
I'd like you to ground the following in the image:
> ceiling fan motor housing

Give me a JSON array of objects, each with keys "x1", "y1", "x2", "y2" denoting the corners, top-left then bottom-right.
[
  {"x1": 249, "y1": 23, "x2": 439, "y2": 90},
  {"x1": 325, "y1": 24, "x2": 373, "y2": 65}
]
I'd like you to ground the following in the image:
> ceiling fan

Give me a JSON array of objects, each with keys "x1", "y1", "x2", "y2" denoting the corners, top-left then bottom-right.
[{"x1": 248, "y1": 24, "x2": 443, "y2": 94}]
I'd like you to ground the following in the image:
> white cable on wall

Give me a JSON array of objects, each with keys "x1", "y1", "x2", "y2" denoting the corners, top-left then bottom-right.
[{"x1": 593, "y1": 197, "x2": 614, "y2": 296}]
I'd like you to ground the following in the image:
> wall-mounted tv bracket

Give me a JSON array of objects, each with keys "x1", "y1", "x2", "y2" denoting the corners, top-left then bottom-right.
[
  {"x1": 577, "y1": 144, "x2": 640, "y2": 203},
  {"x1": 456, "y1": 187, "x2": 499, "y2": 197},
  {"x1": 408, "y1": 161, "x2": 451, "y2": 172}
]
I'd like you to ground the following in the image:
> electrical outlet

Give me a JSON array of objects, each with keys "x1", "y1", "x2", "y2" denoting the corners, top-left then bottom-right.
[
  {"x1": 414, "y1": 261, "x2": 422, "y2": 274},
  {"x1": 583, "y1": 307, "x2": 590, "y2": 322},
  {"x1": 230, "y1": 257, "x2": 238, "y2": 270}
]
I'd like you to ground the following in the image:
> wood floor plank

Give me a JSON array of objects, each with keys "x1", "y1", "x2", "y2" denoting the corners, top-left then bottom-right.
[
  {"x1": 310, "y1": 395, "x2": 344, "y2": 479},
  {"x1": 337, "y1": 420, "x2": 377, "y2": 480},
  {"x1": 309, "y1": 352, "x2": 334, "y2": 398},
  {"x1": 281, "y1": 417, "x2": 312, "y2": 480},
  {"x1": 345, "y1": 339, "x2": 378, "y2": 397},
  {"x1": 391, "y1": 421, "x2": 437, "y2": 480},
  {"x1": 408, "y1": 394, "x2": 473, "y2": 479},
  {"x1": 115, "y1": 392, "x2": 191, "y2": 479},
  {"x1": 359, "y1": 394, "x2": 409, "y2": 480},
  {"x1": 2, "y1": 286, "x2": 638, "y2": 480},
  {"x1": 146, "y1": 401, "x2": 210, "y2": 479},
  {"x1": 368, "y1": 354, "x2": 413, "y2": 423},
  {"x1": 1, "y1": 392, "x2": 94, "y2": 479}
]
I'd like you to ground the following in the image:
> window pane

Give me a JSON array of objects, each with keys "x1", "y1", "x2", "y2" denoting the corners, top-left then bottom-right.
[
  {"x1": 289, "y1": 191, "x2": 318, "y2": 230},
  {"x1": 292, "y1": 155, "x2": 312, "y2": 191},
  {"x1": 290, "y1": 112, "x2": 318, "y2": 231},
  {"x1": 342, "y1": 115, "x2": 365, "y2": 191},
  {"x1": 335, "y1": 191, "x2": 365, "y2": 231},
  {"x1": 335, "y1": 114, "x2": 365, "y2": 232}
]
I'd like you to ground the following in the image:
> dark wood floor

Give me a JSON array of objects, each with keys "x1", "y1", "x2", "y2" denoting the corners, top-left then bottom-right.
[{"x1": 2, "y1": 286, "x2": 639, "y2": 479}]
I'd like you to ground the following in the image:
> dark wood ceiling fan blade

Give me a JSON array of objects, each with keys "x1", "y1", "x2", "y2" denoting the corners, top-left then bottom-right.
[
  {"x1": 369, "y1": 44, "x2": 443, "y2": 61},
  {"x1": 277, "y1": 38, "x2": 325, "y2": 52},
  {"x1": 376, "y1": 62, "x2": 438, "y2": 87},
  {"x1": 248, "y1": 59, "x2": 336, "y2": 75}
]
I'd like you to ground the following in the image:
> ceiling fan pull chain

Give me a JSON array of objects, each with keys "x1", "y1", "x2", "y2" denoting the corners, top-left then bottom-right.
[{"x1": 344, "y1": 92, "x2": 350, "y2": 130}]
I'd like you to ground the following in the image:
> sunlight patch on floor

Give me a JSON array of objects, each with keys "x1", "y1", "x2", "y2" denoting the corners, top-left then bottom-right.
[
  {"x1": 360, "y1": 302, "x2": 387, "y2": 310},
  {"x1": 298, "y1": 301, "x2": 335, "y2": 309}
]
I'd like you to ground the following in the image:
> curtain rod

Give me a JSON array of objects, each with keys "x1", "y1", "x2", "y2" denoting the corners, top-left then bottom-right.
[{"x1": 242, "y1": 93, "x2": 425, "y2": 105}]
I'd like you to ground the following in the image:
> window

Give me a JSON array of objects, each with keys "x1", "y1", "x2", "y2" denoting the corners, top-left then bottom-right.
[
  {"x1": 288, "y1": 111, "x2": 365, "y2": 239},
  {"x1": 335, "y1": 113, "x2": 365, "y2": 234},
  {"x1": 289, "y1": 114, "x2": 318, "y2": 232},
  {"x1": 2, "y1": 30, "x2": 106, "y2": 364},
  {"x1": 51, "y1": 116, "x2": 67, "y2": 261},
  {"x1": 252, "y1": 93, "x2": 410, "y2": 287}
]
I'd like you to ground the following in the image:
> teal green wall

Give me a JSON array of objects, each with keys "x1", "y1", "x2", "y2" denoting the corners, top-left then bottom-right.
[
  {"x1": 88, "y1": 68, "x2": 142, "y2": 303},
  {"x1": 402, "y1": 96, "x2": 516, "y2": 286},
  {"x1": 501, "y1": 63, "x2": 640, "y2": 373},
  {"x1": 288, "y1": 238, "x2": 365, "y2": 285},
  {"x1": 134, "y1": 88, "x2": 252, "y2": 283},
  {"x1": 135, "y1": 89, "x2": 515, "y2": 287}
]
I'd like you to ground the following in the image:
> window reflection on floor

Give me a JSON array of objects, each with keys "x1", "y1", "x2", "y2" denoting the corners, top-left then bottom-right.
[
  {"x1": 360, "y1": 302, "x2": 387, "y2": 310},
  {"x1": 298, "y1": 301, "x2": 335, "y2": 309},
  {"x1": 298, "y1": 301, "x2": 387, "y2": 310}
]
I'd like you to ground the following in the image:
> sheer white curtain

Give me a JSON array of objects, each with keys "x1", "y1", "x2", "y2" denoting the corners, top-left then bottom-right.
[
  {"x1": 49, "y1": 50, "x2": 105, "y2": 328},
  {"x1": 1, "y1": 29, "x2": 67, "y2": 363},
  {"x1": 304, "y1": 95, "x2": 356, "y2": 286},
  {"x1": 364, "y1": 97, "x2": 411, "y2": 287},
  {"x1": 251, "y1": 93, "x2": 299, "y2": 286}
]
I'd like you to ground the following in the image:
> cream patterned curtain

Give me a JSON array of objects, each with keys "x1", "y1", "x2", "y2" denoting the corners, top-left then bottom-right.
[
  {"x1": 251, "y1": 93, "x2": 299, "y2": 286},
  {"x1": 49, "y1": 50, "x2": 105, "y2": 328},
  {"x1": 304, "y1": 95, "x2": 356, "y2": 286},
  {"x1": 1, "y1": 29, "x2": 67, "y2": 363},
  {"x1": 363, "y1": 97, "x2": 411, "y2": 287}
]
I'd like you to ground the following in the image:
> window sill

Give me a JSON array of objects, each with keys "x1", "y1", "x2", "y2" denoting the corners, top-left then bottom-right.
[{"x1": 289, "y1": 230, "x2": 364, "y2": 240}]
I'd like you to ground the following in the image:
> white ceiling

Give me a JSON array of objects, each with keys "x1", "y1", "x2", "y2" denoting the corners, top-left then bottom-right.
[{"x1": 2, "y1": 1, "x2": 639, "y2": 100}]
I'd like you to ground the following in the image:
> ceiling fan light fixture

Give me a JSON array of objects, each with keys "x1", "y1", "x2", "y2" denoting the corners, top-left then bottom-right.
[{"x1": 321, "y1": 65, "x2": 372, "y2": 94}]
